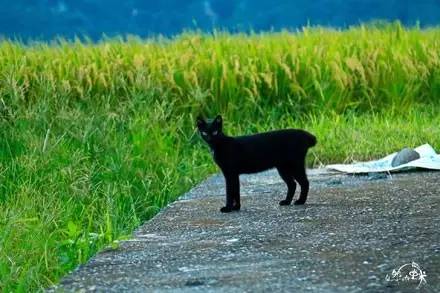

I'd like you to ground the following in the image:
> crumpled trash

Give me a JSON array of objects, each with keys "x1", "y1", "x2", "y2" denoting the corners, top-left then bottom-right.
[{"x1": 327, "y1": 144, "x2": 440, "y2": 173}]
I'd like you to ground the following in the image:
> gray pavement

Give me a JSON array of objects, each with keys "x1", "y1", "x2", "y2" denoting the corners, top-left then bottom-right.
[{"x1": 51, "y1": 169, "x2": 440, "y2": 292}]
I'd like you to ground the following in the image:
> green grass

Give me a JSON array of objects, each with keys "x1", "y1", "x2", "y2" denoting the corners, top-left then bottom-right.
[{"x1": 1, "y1": 23, "x2": 440, "y2": 291}]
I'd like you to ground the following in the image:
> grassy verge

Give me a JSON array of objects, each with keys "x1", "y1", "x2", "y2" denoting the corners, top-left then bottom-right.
[{"x1": 1, "y1": 23, "x2": 439, "y2": 291}]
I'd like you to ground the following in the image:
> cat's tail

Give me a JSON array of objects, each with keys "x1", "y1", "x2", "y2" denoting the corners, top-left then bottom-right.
[{"x1": 306, "y1": 132, "x2": 317, "y2": 148}]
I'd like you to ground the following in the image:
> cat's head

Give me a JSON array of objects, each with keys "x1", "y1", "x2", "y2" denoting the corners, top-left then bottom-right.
[{"x1": 196, "y1": 115, "x2": 223, "y2": 143}]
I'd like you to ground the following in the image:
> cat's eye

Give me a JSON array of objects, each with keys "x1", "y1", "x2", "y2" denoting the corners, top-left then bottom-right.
[
  {"x1": 201, "y1": 131, "x2": 208, "y2": 136},
  {"x1": 212, "y1": 130, "x2": 218, "y2": 135}
]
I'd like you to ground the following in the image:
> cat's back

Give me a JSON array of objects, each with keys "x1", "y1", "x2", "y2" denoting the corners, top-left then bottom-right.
[{"x1": 236, "y1": 128, "x2": 316, "y2": 148}]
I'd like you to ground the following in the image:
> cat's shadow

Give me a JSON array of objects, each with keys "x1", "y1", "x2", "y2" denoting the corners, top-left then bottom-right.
[{"x1": 277, "y1": 202, "x2": 332, "y2": 209}]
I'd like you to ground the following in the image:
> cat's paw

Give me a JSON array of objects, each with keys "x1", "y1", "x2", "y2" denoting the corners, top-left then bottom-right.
[
  {"x1": 232, "y1": 204, "x2": 241, "y2": 211},
  {"x1": 294, "y1": 199, "x2": 306, "y2": 205},
  {"x1": 279, "y1": 200, "x2": 291, "y2": 206},
  {"x1": 220, "y1": 206, "x2": 233, "y2": 213}
]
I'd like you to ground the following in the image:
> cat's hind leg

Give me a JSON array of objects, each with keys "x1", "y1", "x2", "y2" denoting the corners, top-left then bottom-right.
[
  {"x1": 293, "y1": 166, "x2": 309, "y2": 205},
  {"x1": 277, "y1": 166, "x2": 297, "y2": 206}
]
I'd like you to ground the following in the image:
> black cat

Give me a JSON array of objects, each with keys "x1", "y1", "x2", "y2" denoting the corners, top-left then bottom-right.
[{"x1": 196, "y1": 115, "x2": 317, "y2": 213}]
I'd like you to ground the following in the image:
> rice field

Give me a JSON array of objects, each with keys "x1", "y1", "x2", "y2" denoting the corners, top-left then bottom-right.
[{"x1": 1, "y1": 23, "x2": 440, "y2": 291}]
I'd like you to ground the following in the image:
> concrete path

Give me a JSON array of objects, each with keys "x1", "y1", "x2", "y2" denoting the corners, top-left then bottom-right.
[{"x1": 52, "y1": 170, "x2": 440, "y2": 292}]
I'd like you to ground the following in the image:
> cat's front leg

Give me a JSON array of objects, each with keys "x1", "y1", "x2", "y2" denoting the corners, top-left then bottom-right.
[{"x1": 221, "y1": 173, "x2": 240, "y2": 213}]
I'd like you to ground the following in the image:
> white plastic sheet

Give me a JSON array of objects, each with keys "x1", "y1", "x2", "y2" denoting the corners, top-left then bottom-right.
[{"x1": 327, "y1": 144, "x2": 440, "y2": 173}]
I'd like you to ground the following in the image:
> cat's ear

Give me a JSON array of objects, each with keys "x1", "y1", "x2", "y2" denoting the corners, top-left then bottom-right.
[
  {"x1": 214, "y1": 115, "x2": 222, "y2": 125},
  {"x1": 196, "y1": 116, "x2": 205, "y2": 128}
]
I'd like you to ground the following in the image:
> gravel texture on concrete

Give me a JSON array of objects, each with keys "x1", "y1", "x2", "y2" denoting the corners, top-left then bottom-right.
[{"x1": 51, "y1": 169, "x2": 440, "y2": 292}]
